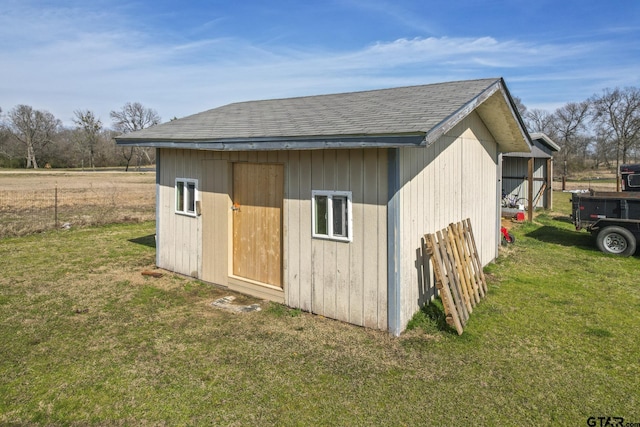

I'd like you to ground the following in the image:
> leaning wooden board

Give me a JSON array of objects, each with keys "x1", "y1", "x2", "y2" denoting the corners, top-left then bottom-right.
[
  {"x1": 425, "y1": 233, "x2": 463, "y2": 335},
  {"x1": 424, "y1": 219, "x2": 488, "y2": 335}
]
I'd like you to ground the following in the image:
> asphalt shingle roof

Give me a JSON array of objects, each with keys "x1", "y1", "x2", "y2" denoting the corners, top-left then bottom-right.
[
  {"x1": 115, "y1": 77, "x2": 531, "y2": 153},
  {"x1": 119, "y1": 78, "x2": 500, "y2": 140}
]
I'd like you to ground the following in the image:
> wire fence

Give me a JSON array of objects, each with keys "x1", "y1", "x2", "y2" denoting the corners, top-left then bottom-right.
[{"x1": 0, "y1": 186, "x2": 156, "y2": 239}]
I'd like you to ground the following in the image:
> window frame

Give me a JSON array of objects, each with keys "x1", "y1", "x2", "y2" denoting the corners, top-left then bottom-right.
[
  {"x1": 175, "y1": 178, "x2": 198, "y2": 217},
  {"x1": 311, "y1": 190, "x2": 353, "y2": 242},
  {"x1": 626, "y1": 174, "x2": 640, "y2": 189}
]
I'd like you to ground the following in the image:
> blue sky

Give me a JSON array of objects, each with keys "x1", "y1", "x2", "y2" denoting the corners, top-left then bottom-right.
[{"x1": 1, "y1": 0, "x2": 639, "y2": 127}]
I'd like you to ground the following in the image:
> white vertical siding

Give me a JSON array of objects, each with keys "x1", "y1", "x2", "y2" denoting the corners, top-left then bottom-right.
[
  {"x1": 157, "y1": 115, "x2": 499, "y2": 333},
  {"x1": 201, "y1": 159, "x2": 230, "y2": 286},
  {"x1": 307, "y1": 149, "x2": 388, "y2": 329},
  {"x1": 297, "y1": 151, "x2": 313, "y2": 312},
  {"x1": 335, "y1": 149, "x2": 351, "y2": 323},
  {"x1": 348, "y1": 150, "x2": 364, "y2": 327},
  {"x1": 286, "y1": 150, "x2": 302, "y2": 309},
  {"x1": 157, "y1": 149, "x2": 202, "y2": 278},
  {"x1": 376, "y1": 150, "x2": 389, "y2": 331},
  {"x1": 396, "y1": 111, "x2": 499, "y2": 330},
  {"x1": 320, "y1": 150, "x2": 337, "y2": 320},
  {"x1": 156, "y1": 147, "x2": 388, "y2": 330}
]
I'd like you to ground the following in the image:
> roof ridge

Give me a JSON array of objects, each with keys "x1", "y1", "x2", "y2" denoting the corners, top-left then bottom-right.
[{"x1": 222, "y1": 77, "x2": 502, "y2": 107}]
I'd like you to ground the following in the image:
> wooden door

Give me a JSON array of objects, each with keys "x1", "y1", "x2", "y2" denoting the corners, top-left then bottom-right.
[{"x1": 232, "y1": 163, "x2": 283, "y2": 287}]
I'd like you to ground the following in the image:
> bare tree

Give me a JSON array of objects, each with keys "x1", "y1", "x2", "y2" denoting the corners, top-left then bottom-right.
[
  {"x1": 0, "y1": 107, "x2": 6, "y2": 152},
  {"x1": 551, "y1": 101, "x2": 591, "y2": 172},
  {"x1": 45, "y1": 127, "x2": 80, "y2": 168},
  {"x1": 110, "y1": 102, "x2": 160, "y2": 171},
  {"x1": 0, "y1": 107, "x2": 13, "y2": 165},
  {"x1": 591, "y1": 122, "x2": 615, "y2": 169},
  {"x1": 73, "y1": 109, "x2": 102, "y2": 169},
  {"x1": 523, "y1": 108, "x2": 557, "y2": 137},
  {"x1": 1, "y1": 108, "x2": 29, "y2": 167},
  {"x1": 512, "y1": 96, "x2": 527, "y2": 117},
  {"x1": 590, "y1": 87, "x2": 640, "y2": 169},
  {"x1": 7, "y1": 105, "x2": 61, "y2": 168},
  {"x1": 95, "y1": 129, "x2": 124, "y2": 167}
]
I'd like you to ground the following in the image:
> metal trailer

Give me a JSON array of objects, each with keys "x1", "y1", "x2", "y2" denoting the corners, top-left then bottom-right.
[
  {"x1": 571, "y1": 191, "x2": 640, "y2": 256},
  {"x1": 620, "y1": 163, "x2": 640, "y2": 191}
]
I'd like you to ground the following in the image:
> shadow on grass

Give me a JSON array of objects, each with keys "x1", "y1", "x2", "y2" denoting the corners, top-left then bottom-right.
[
  {"x1": 408, "y1": 298, "x2": 458, "y2": 335},
  {"x1": 549, "y1": 215, "x2": 573, "y2": 224},
  {"x1": 129, "y1": 234, "x2": 156, "y2": 248},
  {"x1": 530, "y1": 218, "x2": 640, "y2": 259},
  {"x1": 525, "y1": 224, "x2": 593, "y2": 249}
]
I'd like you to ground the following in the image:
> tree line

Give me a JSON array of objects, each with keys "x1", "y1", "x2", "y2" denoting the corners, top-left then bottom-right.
[
  {"x1": 0, "y1": 102, "x2": 160, "y2": 170},
  {"x1": 515, "y1": 86, "x2": 640, "y2": 175},
  {"x1": 1, "y1": 86, "x2": 639, "y2": 173}
]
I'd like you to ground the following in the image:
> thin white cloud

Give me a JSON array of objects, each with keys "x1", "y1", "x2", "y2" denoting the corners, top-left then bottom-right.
[
  {"x1": 340, "y1": 0, "x2": 442, "y2": 35},
  {"x1": 0, "y1": 1, "x2": 638, "y2": 126},
  {"x1": 358, "y1": 36, "x2": 593, "y2": 68}
]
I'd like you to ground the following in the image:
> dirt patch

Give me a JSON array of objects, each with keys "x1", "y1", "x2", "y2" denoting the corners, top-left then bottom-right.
[{"x1": 211, "y1": 296, "x2": 263, "y2": 312}]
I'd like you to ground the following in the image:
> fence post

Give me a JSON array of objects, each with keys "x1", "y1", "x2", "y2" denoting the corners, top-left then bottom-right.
[{"x1": 54, "y1": 185, "x2": 58, "y2": 228}]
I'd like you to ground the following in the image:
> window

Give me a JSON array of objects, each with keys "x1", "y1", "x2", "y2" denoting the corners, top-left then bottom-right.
[
  {"x1": 312, "y1": 190, "x2": 352, "y2": 242},
  {"x1": 627, "y1": 174, "x2": 640, "y2": 189},
  {"x1": 175, "y1": 178, "x2": 198, "y2": 216}
]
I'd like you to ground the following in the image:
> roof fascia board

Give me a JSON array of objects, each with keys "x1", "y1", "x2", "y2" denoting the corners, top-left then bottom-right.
[
  {"x1": 423, "y1": 81, "x2": 501, "y2": 146},
  {"x1": 503, "y1": 146, "x2": 551, "y2": 158},
  {"x1": 530, "y1": 132, "x2": 561, "y2": 152},
  {"x1": 497, "y1": 78, "x2": 533, "y2": 149},
  {"x1": 425, "y1": 78, "x2": 532, "y2": 153},
  {"x1": 115, "y1": 134, "x2": 426, "y2": 151}
]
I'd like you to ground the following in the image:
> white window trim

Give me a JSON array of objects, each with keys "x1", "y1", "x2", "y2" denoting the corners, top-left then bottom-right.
[
  {"x1": 311, "y1": 190, "x2": 353, "y2": 242},
  {"x1": 175, "y1": 178, "x2": 198, "y2": 217}
]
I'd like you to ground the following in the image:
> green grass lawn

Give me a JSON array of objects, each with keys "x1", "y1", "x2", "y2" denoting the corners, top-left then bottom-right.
[{"x1": 1, "y1": 193, "x2": 639, "y2": 425}]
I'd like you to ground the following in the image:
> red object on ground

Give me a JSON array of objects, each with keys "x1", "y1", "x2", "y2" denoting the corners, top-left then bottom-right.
[{"x1": 500, "y1": 226, "x2": 514, "y2": 243}]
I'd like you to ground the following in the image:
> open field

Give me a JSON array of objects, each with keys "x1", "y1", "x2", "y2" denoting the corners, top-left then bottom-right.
[
  {"x1": 549, "y1": 166, "x2": 619, "y2": 193},
  {"x1": 0, "y1": 169, "x2": 155, "y2": 191},
  {"x1": 552, "y1": 177, "x2": 617, "y2": 193},
  {"x1": 0, "y1": 170, "x2": 156, "y2": 238},
  {"x1": 1, "y1": 191, "x2": 639, "y2": 425},
  {"x1": 0, "y1": 168, "x2": 620, "y2": 239}
]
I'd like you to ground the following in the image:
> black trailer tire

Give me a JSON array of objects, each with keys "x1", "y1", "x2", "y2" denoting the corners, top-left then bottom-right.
[{"x1": 596, "y1": 226, "x2": 637, "y2": 256}]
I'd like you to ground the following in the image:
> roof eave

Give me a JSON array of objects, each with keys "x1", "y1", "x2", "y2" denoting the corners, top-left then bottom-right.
[
  {"x1": 114, "y1": 134, "x2": 427, "y2": 151},
  {"x1": 501, "y1": 78, "x2": 533, "y2": 152},
  {"x1": 424, "y1": 78, "x2": 531, "y2": 153},
  {"x1": 423, "y1": 80, "x2": 503, "y2": 147}
]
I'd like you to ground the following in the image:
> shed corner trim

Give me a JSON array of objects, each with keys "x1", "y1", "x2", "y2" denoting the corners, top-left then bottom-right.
[{"x1": 387, "y1": 148, "x2": 402, "y2": 336}]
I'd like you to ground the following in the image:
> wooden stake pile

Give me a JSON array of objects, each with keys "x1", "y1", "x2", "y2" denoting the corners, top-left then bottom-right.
[{"x1": 424, "y1": 219, "x2": 487, "y2": 335}]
